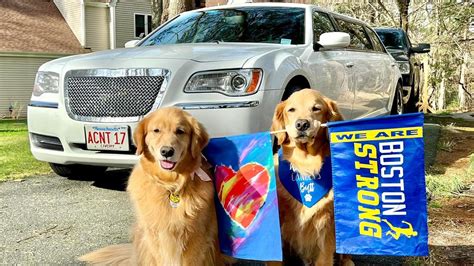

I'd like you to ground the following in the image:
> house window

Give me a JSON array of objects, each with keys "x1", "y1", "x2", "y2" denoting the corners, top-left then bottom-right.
[{"x1": 135, "y1": 14, "x2": 152, "y2": 38}]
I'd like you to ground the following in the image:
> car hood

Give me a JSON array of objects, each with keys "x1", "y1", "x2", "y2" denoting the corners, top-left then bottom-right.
[
  {"x1": 50, "y1": 43, "x2": 287, "y2": 67},
  {"x1": 387, "y1": 48, "x2": 409, "y2": 61}
]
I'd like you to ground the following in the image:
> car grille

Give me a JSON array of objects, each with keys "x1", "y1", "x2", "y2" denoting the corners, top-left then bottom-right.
[{"x1": 64, "y1": 69, "x2": 169, "y2": 122}]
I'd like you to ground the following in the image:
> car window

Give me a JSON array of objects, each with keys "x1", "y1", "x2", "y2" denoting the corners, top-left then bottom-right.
[
  {"x1": 375, "y1": 31, "x2": 407, "y2": 50},
  {"x1": 335, "y1": 19, "x2": 373, "y2": 50},
  {"x1": 312, "y1": 11, "x2": 335, "y2": 43},
  {"x1": 365, "y1": 27, "x2": 385, "y2": 52},
  {"x1": 141, "y1": 7, "x2": 305, "y2": 46}
]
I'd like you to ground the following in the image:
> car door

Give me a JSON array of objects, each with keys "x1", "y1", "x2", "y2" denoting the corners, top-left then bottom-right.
[
  {"x1": 303, "y1": 10, "x2": 354, "y2": 119},
  {"x1": 333, "y1": 18, "x2": 392, "y2": 118},
  {"x1": 365, "y1": 26, "x2": 395, "y2": 114}
]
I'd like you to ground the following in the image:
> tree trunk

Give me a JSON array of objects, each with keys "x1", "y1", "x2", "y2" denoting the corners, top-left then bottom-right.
[
  {"x1": 168, "y1": 0, "x2": 192, "y2": 20},
  {"x1": 161, "y1": 0, "x2": 169, "y2": 24},
  {"x1": 422, "y1": 56, "x2": 430, "y2": 113},
  {"x1": 458, "y1": 52, "x2": 467, "y2": 110},
  {"x1": 438, "y1": 72, "x2": 445, "y2": 110},
  {"x1": 396, "y1": 0, "x2": 410, "y2": 32},
  {"x1": 150, "y1": 0, "x2": 163, "y2": 29},
  {"x1": 458, "y1": 29, "x2": 468, "y2": 110}
]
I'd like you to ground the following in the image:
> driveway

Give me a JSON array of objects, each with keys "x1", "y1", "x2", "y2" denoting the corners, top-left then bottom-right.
[
  {"x1": 0, "y1": 124, "x2": 440, "y2": 265},
  {"x1": 0, "y1": 170, "x2": 133, "y2": 264}
]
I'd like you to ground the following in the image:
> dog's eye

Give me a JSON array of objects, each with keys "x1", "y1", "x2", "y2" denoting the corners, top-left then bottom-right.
[
  {"x1": 312, "y1": 106, "x2": 321, "y2": 112},
  {"x1": 288, "y1": 108, "x2": 295, "y2": 113},
  {"x1": 153, "y1": 128, "x2": 160, "y2": 133},
  {"x1": 176, "y1": 128, "x2": 185, "y2": 135}
]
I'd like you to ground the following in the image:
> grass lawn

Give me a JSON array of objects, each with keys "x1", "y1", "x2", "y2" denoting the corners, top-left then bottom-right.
[{"x1": 0, "y1": 119, "x2": 51, "y2": 181}]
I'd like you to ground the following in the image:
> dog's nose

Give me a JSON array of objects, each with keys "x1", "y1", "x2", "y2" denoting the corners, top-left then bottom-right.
[
  {"x1": 295, "y1": 119, "x2": 310, "y2": 131},
  {"x1": 160, "y1": 146, "x2": 175, "y2": 158}
]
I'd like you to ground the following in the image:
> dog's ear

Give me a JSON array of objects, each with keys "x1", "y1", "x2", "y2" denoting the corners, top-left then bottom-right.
[
  {"x1": 189, "y1": 116, "x2": 209, "y2": 160},
  {"x1": 271, "y1": 100, "x2": 288, "y2": 146},
  {"x1": 134, "y1": 116, "x2": 149, "y2": 155},
  {"x1": 324, "y1": 97, "x2": 343, "y2": 122}
]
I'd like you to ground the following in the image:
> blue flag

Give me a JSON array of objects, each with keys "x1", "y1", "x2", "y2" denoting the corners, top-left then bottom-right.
[
  {"x1": 203, "y1": 132, "x2": 282, "y2": 261},
  {"x1": 328, "y1": 113, "x2": 429, "y2": 256}
]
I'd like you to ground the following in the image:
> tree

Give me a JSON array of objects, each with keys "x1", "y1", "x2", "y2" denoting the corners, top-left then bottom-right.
[
  {"x1": 151, "y1": 0, "x2": 163, "y2": 28},
  {"x1": 396, "y1": 0, "x2": 410, "y2": 32},
  {"x1": 168, "y1": 0, "x2": 193, "y2": 19},
  {"x1": 151, "y1": 0, "x2": 193, "y2": 27}
]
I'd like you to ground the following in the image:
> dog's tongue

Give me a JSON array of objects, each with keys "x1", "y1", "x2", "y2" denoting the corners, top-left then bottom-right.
[{"x1": 160, "y1": 160, "x2": 176, "y2": 170}]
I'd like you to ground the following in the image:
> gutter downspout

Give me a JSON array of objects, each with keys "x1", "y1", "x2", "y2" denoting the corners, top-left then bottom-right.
[
  {"x1": 109, "y1": 0, "x2": 117, "y2": 49},
  {"x1": 80, "y1": 0, "x2": 86, "y2": 47}
]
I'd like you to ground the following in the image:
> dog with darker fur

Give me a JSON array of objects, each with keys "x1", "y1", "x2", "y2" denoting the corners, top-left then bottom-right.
[
  {"x1": 79, "y1": 107, "x2": 219, "y2": 265},
  {"x1": 271, "y1": 89, "x2": 353, "y2": 265}
]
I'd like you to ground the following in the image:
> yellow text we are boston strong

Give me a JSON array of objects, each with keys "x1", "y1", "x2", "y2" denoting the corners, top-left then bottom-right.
[{"x1": 330, "y1": 126, "x2": 423, "y2": 239}]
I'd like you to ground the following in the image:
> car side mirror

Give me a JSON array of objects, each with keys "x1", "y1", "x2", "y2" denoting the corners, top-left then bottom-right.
[
  {"x1": 314, "y1": 32, "x2": 351, "y2": 51},
  {"x1": 410, "y1": 43, "x2": 430, "y2": 54},
  {"x1": 125, "y1": 40, "x2": 141, "y2": 48}
]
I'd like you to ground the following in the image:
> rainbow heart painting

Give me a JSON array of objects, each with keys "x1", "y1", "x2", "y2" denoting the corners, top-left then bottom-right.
[{"x1": 203, "y1": 132, "x2": 282, "y2": 261}]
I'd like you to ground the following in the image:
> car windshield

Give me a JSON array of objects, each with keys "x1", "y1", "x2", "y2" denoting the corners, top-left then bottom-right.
[
  {"x1": 375, "y1": 31, "x2": 407, "y2": 50},
  {"x1": 140, "y1": 7, "x2": 306, "y2": 46}
]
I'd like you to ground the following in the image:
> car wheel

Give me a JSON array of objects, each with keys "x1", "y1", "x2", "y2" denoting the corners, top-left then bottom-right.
[
  {"x1": 391, "y1": 83, "x2": 404, "y2": 115},
  {"x1": 405, "y1": 84, "x2": 420, "y2": 113},
  {"x1": 49, "y1": 163, "x2": 107, "y2": 179}
]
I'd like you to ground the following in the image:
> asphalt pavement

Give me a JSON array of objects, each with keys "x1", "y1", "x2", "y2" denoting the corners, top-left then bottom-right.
[
  {"x1": 0, "y1": 170, "x2": 133, "y2": 264},
  {"x1": 0, "y1": 124, "x2": 440, "y2": 265}
]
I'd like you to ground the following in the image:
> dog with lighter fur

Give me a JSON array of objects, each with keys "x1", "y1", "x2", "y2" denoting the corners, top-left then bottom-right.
[
  {"x1": 271, "y1": 89, "x2": 353, "y2": 265},
  {"x1": 79, "y1": 107, "x2": 219, "y2": 265}
]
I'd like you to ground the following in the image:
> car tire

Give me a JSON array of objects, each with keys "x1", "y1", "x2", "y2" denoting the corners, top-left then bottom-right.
[
  {"x1": 49, "y1": 163, "x2": 107, "y2": 179},
  {"x1": 405, "y1": 84, "x2": 420, "y2": 113},
  {"x1": 391, "y1": 83, "x2": 404, "y2": 115}
]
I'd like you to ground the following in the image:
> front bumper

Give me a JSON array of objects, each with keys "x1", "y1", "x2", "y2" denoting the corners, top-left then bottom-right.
[{"x1": 27, "y1": 90, "x2": 280, "y2": 167}]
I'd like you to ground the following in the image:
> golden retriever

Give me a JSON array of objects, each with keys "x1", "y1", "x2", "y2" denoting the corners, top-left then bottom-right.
[
  {"x1": 79, "y1": 107, "x2": 219, "y2": 265},
  {"x1": 271, "y1": 89, "x2": 352, "y2": 265}
]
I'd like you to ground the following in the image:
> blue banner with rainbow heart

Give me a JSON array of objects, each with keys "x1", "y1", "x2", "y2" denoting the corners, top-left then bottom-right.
[
  {"x1": 328, "y1": 113, "x2": 429, "y2": 256},
  {"x1": 203, "y1": 132, "x2": 282, "y2": 261}
]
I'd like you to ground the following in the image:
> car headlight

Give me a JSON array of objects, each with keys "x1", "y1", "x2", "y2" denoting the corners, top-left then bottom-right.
[
  {"x1": 33, "y1": 71, "x2": 59, "y2": 96},
  {"x1": 397, "y1": 62, "x2": 410, "y2": 75},
  {"x1": 184, "y1": 69, "x2": 262, "y2": 96}
]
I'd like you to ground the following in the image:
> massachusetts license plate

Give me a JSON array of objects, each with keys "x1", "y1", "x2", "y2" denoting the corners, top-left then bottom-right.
[{"x1": 85, "y1": 125, "x2": 130, "y2": 151}]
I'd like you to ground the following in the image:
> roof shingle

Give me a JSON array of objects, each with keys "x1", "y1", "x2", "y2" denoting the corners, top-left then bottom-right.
[{"x1": 0, "y1": 0, "x2": 89, "y2": 54}]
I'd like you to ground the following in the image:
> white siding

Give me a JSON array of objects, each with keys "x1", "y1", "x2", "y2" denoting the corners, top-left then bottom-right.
[
  {"x1": 115, "y1": 0, "x2": 151, "y2": 48},
  {"x1": 0, "y1": 54, "x2": 61, "y2": 118},
  {"x1": 54, "y1": 0, "x2": 84, "y2": 46},
  {"x1": 85, "y1": 6, "x2": 110, "y2": 51}
]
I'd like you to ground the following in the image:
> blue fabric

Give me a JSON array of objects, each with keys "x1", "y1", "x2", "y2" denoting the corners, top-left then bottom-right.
[
  {"x1": 203, "y1": 132, "x2": 282, "y2": 261},
  {"x1": 278, "y1": 149, "x2": 332, "y2": 208},
  {"x1": 328, "y1": 113, "x2": 428, "y2": 256}
]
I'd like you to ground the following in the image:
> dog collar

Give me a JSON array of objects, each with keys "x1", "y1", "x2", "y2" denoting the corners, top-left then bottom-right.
[
  {"x1": 278, "y1": 149, "x2": 332, "y2": 208},
  {"x1": 193, "y1": 168, "x2": 211, "y2": 182}
]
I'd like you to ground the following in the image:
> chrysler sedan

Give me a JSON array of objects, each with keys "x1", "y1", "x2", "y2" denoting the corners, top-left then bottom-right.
[{"x1": 27, "y1": 3, "x2": 403, "y2": 177}]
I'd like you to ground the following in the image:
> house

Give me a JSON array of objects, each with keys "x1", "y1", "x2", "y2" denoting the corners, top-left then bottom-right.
[
  {"x1": 0, "y1": 0, "x2": 153, "y2": 118},
  {"x1": 0, "y1": 0, "x2": 88, "y2": 118},
  {"x1": 54, "y1": 0, "x2": 153, "y2": 50}
]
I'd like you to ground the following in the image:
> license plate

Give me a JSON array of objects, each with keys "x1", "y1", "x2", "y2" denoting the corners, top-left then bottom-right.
[{"x1": 85, "y1": 125, "x2": 130, "y2": 151}]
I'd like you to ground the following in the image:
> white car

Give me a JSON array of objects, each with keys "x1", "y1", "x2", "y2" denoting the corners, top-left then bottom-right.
[{"x1": 28, "y1": 3, "x2": 402, "y2": 177}]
